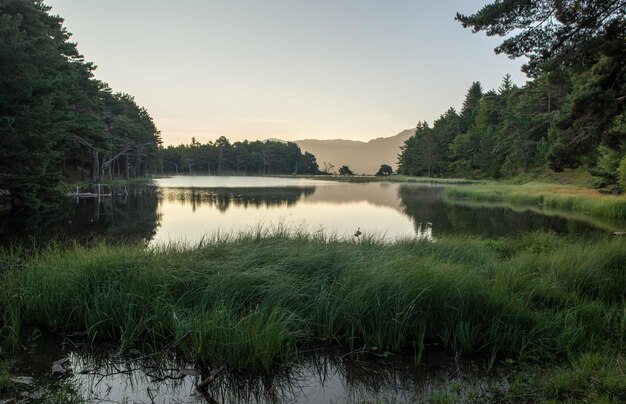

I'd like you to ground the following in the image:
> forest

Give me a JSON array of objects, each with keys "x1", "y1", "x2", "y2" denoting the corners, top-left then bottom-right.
[
  {"x1": 0, "y1": 0, "x2": 162, "y2": 209},
  {"x1": 160, "y1": 137, "x2": 319, "y2": 176},
  {"x1": 398, "y1": 0, "x2": 625, "y2": 190},
  {"x1": 0, "y1": 0, "x2": 320, "y2": 210}
]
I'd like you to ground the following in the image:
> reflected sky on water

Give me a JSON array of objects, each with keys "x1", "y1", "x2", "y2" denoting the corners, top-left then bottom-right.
[{"x1": 0, "y1": 176, "x2": 620, "y2": 246}]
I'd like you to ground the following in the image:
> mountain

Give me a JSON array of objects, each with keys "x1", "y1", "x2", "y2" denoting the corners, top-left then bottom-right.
[{"x1": 295, "y1": 129, "x2": 415, "y2": 175}]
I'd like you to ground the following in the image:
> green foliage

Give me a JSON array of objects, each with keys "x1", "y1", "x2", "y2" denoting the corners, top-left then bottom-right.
[
  {"x1": 160, "y1": 139, "x2": 318, "y2": 176},
  {"x1": 0, "y1": 0, "x2": 161, "y2": 210},
  {"x1": 0, "y1": 232, "x2": 625, "y2": 372},
  {"x1": 541, "y1": 353, "x2": 626, "y2": 402},
  {"x1": 456, "y1": 0, "x2": 625, "y2": 76},
  {"x1": 0, "y1": 0, "x2": 76, "y2": 209},
  {"x1": 619, "y1": 155, "x2": 626, "y2": 192},
  {"x1": 398, "y1": 2, "x2": 625, "y2": 181},
  {"x1": 445, "y1": 182, "x2": 626, "y2": 219},
  {"x1": 375, "y1": 164, "x2": 393, "y2": 176},
  {"x1": 338, "y1": 165, "x2": 354, "y2": 175},
  {"x1": 0, "y1": 359, "x2": 13, "y2": 392}
]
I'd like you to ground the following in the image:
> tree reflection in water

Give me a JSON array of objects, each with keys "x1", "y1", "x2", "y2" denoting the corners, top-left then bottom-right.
[
  {"x1": 397, "y1": 185, "x2": 606, "y2": 238},
  {"x1": 0, "y1": 182, "x2": 615, "y2": 247},
  {"x1": 0, "y1": 186, "x2": 161, "y2": 246},
  {"x1": 23, "y1": 341, "x2": 472, "y2": 403},
  {"x1": 163, "y1": 187, "x2": 316, "y2": 213}
]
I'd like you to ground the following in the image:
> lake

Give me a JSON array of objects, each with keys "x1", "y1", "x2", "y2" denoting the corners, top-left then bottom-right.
[
  {"x1": 0, "y1": 176, "x2": 619, "y2": 246},
  {"x1": 2, "y1": 176, "x2": 623, "y2": 403}
]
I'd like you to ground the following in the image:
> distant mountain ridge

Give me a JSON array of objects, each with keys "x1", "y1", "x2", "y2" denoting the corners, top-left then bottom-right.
[{"x1": 294, "y1": 129, "x2": 415, "y2": 175}]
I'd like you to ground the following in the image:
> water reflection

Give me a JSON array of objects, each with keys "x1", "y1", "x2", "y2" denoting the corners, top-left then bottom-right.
[
  {"x1": 13, "y1": 337, "x2": 474, "y2": 403},
  {"x1": 397, "y1": 185, "x2": 608, "y2": 237},
  {"x1": 0, "y1": 177, "x2": 619, "y2": 247},
  {"x1": 164, "y1": 187, "x2": 316, "y2": 212},
  {"x1": 153, "y1": 185, "x2": 417, "y2": 245},
  {"x1": 0, "y1": 186, "x2": 161, "y2": 246}
]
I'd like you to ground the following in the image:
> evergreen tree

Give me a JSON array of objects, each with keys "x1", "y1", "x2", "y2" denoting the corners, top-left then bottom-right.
[{"x1": 0, "y1": 0, "x2": 79, "y2": 208}]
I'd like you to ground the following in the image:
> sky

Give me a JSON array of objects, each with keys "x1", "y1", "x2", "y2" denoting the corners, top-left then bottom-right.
[{"x1": 47, "y1": 0, "x2": 528, "y2": 145}]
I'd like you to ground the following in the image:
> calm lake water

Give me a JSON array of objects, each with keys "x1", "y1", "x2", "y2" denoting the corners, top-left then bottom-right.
[
  {"x1": 0, "y1": 175, "x2": 620, "y2": 246},
  {"x1": 8, "y1": 336, "x2": 488, "y2": 403}
]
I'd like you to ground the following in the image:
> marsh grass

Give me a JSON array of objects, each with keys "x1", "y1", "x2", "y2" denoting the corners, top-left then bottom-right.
[
  {"x1": 0, "y1": 231, "x2": 624, "y2": 375},
  {"x1": 0, "y1": 360, "x2": 13, "y2": 392},
  {"x1": 421, "y1": 352, "x2": 626, "y2": 403},
  {"x1": 445, "y1": 182, "x2": 626, "y2": 219}
]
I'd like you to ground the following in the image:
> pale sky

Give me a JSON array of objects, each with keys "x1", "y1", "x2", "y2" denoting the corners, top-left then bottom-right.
[{"x1": 47, "y1": 0, "x2": 527, "y2": 145}]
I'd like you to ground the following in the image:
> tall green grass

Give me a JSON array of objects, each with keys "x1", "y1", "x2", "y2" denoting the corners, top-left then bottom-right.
[
  {"x1": 445, "y1": 183, "x2": 626, "y2": 219},
  {"x1": 0, "y1": 360, "x2": 13, "y2": 393},
  {"x1": 0, "y1": 232, "x2": 624, "y2": 372}
]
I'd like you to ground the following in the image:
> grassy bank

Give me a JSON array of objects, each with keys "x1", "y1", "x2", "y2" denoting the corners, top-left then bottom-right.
[
  {"x1": 0, "y1": 233, "x2": 624, "y2": 383},
  {"x1": 285, "y1": 174, "x2": 483, "y2": 185},
  {"x1": 445, "y1": 182, "x2": 626, "y2": 219}
]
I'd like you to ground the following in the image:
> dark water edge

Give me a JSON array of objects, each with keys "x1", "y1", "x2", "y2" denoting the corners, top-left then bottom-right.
[{"x1": 4, "y1": 334, "x2": 504, "y2": 403}]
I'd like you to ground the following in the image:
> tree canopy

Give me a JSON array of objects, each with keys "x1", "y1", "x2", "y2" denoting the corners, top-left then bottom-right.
[
  {"x1": 456, "y1": 0, "x2": 626, "y2": 76},
  {"x1": 0, "y1": 0, "x2": 162, "y2": 209},
  {"x1": 338, "y1": 166, "x2": 354, "y2": 176},
  {"x1": 376, "y1": 164, "x2": 393, "y2": 176},
  {"x1": 399, "y1": 0, "x2": 626, "y2": 189},
  {"x1": 160, "y1": 138, "x2": 319, "y2": 176}
]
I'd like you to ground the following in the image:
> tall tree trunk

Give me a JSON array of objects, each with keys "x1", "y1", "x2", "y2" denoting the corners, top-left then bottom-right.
[
  {"x1": 99, "y1": 154, "x2": 108, "y2": 182},
  {"x1": 80, "y1": 148, "x2": 85, "y2": 181},
  {"x1": 124, "y1": 153, "x2": 130, "y2": 179},
  {"x1": 516, "y1": 130, "x2": 529, "y2": 173},
  {"x1": 91, "y1": 149, "x2": 100, "y2": 184}
]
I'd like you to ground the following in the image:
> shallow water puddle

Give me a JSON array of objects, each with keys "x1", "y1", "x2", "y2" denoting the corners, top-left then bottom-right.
[{"x1": 6, "y1": 336, "x2": 485, "y2": 403}]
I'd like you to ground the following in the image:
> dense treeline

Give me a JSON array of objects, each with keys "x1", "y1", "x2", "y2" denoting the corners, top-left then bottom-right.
[
  {"x1": 161, "y1": 137, "x2": 319, "y2": 175},
  {"x1": 398, "y1": 0, "x2": 625, "y2": 189},
  {"x1": 0, "y1": 0, "x2": 161, "y2": 209}
]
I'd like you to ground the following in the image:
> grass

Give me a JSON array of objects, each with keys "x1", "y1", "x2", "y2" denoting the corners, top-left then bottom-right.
[
  {"x1": 422, "y1": 352, "x2": 626, "y2": 402},
  {"x1": 284, "y1": 174, "x2": 483, "y2": 185},
  {"x1": 445, "y1": 182, "x2": 626, "y2": 219},
  {"x1": 0, "y1": 231, "x2": 624, "y2": 375},
  {"x1": 0, "y1": 231, "x2": 624, "y2": 400},
  {"x1": 0, "y1": 360, "x2": 13, "y2": 393},
  {"x1": 291, "y1": 170, "x2": 626, "y2": 219},
  {"x1": 442, "y1": 197, "x2": 626, "y2": 233}
]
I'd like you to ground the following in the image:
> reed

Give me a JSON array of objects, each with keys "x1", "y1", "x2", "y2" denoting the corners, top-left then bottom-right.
[
  {"x1": 0, "y1": 360, "x2": 12, "y2": 392},
  {"x1": 0, "y1": 232, "x2": 624, "y2": 374}
]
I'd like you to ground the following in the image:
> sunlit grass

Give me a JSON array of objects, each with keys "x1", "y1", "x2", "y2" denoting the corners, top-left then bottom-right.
[
  {"x1": 284, "y1": 174, "x2": 482, "y2": 184},
  {"x1": 445, "y1": 182, "x2": 626, "y2": 219}
]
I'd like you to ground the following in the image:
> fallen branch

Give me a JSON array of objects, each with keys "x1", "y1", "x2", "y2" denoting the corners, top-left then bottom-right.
[{"x1": 196, "y1": 366, "x2": 225, "y2": 392}]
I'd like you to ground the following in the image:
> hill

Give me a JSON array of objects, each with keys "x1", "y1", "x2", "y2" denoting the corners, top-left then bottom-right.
[{"x1": 295, "y1": 129, "x2": 414, "y2": 175}]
